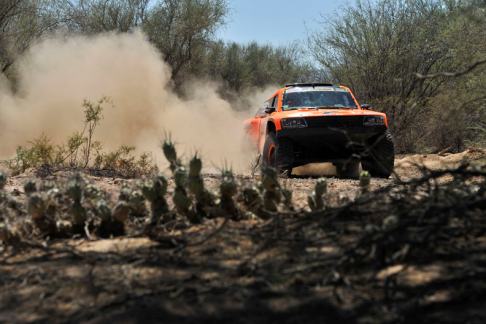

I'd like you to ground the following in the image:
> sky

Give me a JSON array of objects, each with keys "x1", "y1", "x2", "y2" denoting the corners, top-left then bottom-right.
[{"x1": 218, "y1": 0, "x2": 352, "y2": 46}]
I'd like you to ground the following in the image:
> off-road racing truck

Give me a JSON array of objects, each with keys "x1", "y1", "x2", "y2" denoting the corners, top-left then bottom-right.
[{"x1": 245, "y1": 83, "x2": 395, "y2": 178}]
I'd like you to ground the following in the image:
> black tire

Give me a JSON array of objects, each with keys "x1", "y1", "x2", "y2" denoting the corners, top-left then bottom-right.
[
  {"x1": 362, "y1": 130, "x2": 395, "y2": 178},
  {"x1": 262, "y1": 133, "x2": 293, "y2": 176},
  {"x1": 335, "y1": 160, "x2": 360, "y2": 178}
]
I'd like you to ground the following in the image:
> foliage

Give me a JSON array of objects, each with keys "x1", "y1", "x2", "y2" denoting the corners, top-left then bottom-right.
[
  {"x1": 2, "y1": 135, "x2": 486, "y2": 323},
  {"x1": 1, "y1": 0, "x2": 485, "y2": 158},
  {"x1": 144, "y1": 0, "x2": 227, "y2": 84},
  {"x1": 4, "y1": 98, "x2": 157, "y2": 177},
  {"x1": 0, "y1": 0, "x2": 62, "y2": 74},
  {"x1": 2, "y1": 147, "x2": 486, "y2": 323},
  {"x1": 200, "y1": 41, "x2": 313, "y2": 95},
  {"x1": 82, "y1": 97, "x2": 108, "y2": 167},
  {"x1": 0, "y1": 136, "x2": 336, "y2": 242},
  {"x1": 1, "y1": 0, "x2": 311, "y2": 93},
  {"x1": 310, "y1": 0, "x2": 486, "y2": 152},
  {"x1": 6, "y1": 134, "x2": 60, "y2": 172},
  {"x1": 308, "y1": 178, "x2": 327, "y2": 211}
]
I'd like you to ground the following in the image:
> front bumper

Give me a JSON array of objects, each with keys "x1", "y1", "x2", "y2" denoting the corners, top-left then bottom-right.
[{"x1": 276, "y1": 119, "x2": 387, "y2": 166}]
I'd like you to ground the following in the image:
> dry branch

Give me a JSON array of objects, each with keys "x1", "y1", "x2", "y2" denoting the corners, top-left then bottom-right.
[{"x1": 416, "y1": 58, "x2": 486, "y2": 79}]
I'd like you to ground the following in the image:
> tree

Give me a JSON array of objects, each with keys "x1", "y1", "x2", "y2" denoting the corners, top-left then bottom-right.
[
  {"x1": 144, "y1": 0, "x2": 228, "y2": 83},
  {"x1": 310, "y1": 0, "x2": 460, "y2": 151},
  {"x1": 424, "y1": 1, "x2": 486, "y2": 151},
  {"x1": 55, "y1": 0, "x2": 151, "y2": 33},
  {"x1": 1, "y1": 0, "x2": 59, "y2": 74},
  {"x1": 25, "y1": 0, "x2": 228, "y2": 85}
]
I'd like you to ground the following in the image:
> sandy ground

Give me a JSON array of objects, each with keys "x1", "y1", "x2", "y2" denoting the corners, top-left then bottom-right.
[
  {"x1": 3, "y1": 148, "x2": 485, "y2": 210},
  {"x1": 1, "y1": 149, "x2": 486, "y2": 323}
]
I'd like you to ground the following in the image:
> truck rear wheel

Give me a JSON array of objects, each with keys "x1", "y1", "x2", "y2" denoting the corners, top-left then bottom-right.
[
  {"x1": 262, "y1": 133, "x2": 293, "y2": 176},
  {"x1": 361, "y1": 130, "x2": 395, "y2": 178}
]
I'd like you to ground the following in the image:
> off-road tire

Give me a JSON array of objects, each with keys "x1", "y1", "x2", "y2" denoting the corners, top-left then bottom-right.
[
  {"x1": 335, "y1": 160, "x2": 360, "y2": 178},
  {"x1": 262, "y1": 133, "x2": 293, "y2": 176},
  {"x1": 362, "y1": 130, "x2": 395, "y2": 178}
]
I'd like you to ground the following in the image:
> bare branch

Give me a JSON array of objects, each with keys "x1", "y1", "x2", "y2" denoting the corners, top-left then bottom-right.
[{"x1": 416, "y1": 58, "x2": 486, "y2": 79}]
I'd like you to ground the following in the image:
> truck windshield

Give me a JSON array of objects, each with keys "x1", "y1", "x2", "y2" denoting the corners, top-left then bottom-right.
[{"x1": 282, "y1": 91, "x2": 357, "y2": 110}]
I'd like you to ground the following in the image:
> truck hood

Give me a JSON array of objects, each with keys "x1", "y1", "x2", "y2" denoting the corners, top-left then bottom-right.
[
  {"x1": 274, "y1": 108, "x2": 389, "y2": 129},
  {"x1": 278, "y1": 108, "x2": 385, "y2": 118}
]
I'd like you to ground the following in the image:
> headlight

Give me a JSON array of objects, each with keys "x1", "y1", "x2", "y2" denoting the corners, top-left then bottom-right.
[
  {"x1": 281, "y1": 118, "x2": 308, "y2": 129},
  {"x1": 363, "y1": 116, "x2": 385, "y2": 126}
]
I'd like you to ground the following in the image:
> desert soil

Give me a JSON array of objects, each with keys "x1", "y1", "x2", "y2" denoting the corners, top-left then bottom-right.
[{"x1": 1, "y1": 149, "x2": 485, "y2": 324}]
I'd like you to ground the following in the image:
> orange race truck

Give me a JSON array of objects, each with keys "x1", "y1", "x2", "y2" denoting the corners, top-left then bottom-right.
[{"x1": 244, "y1": 83, "x2": 395, "y2": 178}]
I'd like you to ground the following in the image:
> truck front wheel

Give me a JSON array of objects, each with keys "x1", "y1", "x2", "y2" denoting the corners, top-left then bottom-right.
[{"x1": 262, "y1": 133, "x2": 293, "y2": 176}]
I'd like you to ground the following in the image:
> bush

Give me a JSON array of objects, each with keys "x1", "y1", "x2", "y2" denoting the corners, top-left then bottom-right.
[
  {"x1": 3, "y1": 98, "x2": 157, "y2": 177},
  {"x1": 310, "y1": 0, "x2": 486, "y2": 153}
]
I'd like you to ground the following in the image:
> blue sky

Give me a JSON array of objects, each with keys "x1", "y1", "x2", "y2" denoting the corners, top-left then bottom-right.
[{"x1": 218, "y1": 0, "x2": 352, "y2": 45}]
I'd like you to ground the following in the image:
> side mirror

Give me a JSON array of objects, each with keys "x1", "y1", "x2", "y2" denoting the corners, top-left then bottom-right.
[
  {"x1": 264, "y1": 107, "x2": 276, "y2": 114},
  {"x1": 361, "y1": 104, "x2": 371, "y2": 110}
]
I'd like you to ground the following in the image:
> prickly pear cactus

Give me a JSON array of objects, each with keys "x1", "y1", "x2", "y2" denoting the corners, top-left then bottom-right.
[
  {"x1": 112, "y1": 201, "x2": 130, "y2": 223},
  {"x1": 174, "y1": 166, "x2": 188, "y2": 188},
  {"x1": 128, "y1": 189, "x2": 147, "y2": 217},
  {"x1": 0, "y1": 172, "x2": 6, "y2": 191},
  {"x1": 27, "y1": 193, "x2": 46, "y2": 222},
  {"x1": 162, "y1": 139, "x2": 180, "y2": 172},
  {"x1": 242, "y1": 185, "x2": 263, "y2": 212},
  {"x1": 188, "y1": 155, "x2": 204, "y2": 198},
  {"x1": 360, "y1": 171, "x2": 371, "y2": 194},
  {"x1": 27, "y1": 193, "x2": 57, "y2": 235},
  {"x1": 0, "y1": 173, "x2": 7, "y2": 204},
  {"x1": 0, "y1": 223, "x2": 19, "y2": 245},
  {"x1": 172, "y1": 165, "x2": 199, "y2": 222},
  {"x1": 308, "y1": 178, "x2": 327, "y2": 211},
  {"x1": 66, "y1": 174, "x2": 87, "y2": 231},
  {"x1": 118, "y1": 186, "x2": 132, "y2": 202},
  {"x1": 0, "y1": 223, "x2": 11, "y2": 243},
  {"x1": 94, "y1": 199, "x2": 126, "y2": 237},
  {"x1": 188, "y1": 154, "x2": 215, "y2": 218},
  {"x1": 142, "y1": 175, "x2": 169, "y2": 224},
  {"x1": 220, "y1": 169, "x2": 239, "y2": 219},
  {"x1": 261, "y1": 167, "x2": 282, "y2": 212},
  {"x1": 84, "y1": 184, "x2": 103, "y2": 200},
  {"x1": 24, "y1": 180, "x2": 37, "y2": 196},
  {"x1": 189, "y1": 154, "x2": 203, "y2": 178},
  {"x1": 96, "y1": 200, "x2": 112, "y2": 223},
  {"x1": 174, "y1": 186, "x2": 193, "y2": 219},
  {"x1": 281, "y1": 187, "x2": 294, "y2": 211},
  {"x1": 161, "y1": 140, "x2": 200, "y2": 222}
]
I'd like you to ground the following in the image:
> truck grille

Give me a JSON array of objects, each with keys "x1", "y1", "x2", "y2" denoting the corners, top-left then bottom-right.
[{"x1": 304, "y1": 116, "x2": 365, "y2": 128}]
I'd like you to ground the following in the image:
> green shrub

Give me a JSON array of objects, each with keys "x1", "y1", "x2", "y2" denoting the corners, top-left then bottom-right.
[{"x1": 4, "y1": 98, "x2": 157, "y2": 178}]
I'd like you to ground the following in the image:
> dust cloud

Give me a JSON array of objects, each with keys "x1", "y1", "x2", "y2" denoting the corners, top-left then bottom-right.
[
  {"x1": 292, "y1": 163, "x2": 338, "y2": 177},
  {"x1": 0, "y1": 31, "x2": 272, "y2": 172}
]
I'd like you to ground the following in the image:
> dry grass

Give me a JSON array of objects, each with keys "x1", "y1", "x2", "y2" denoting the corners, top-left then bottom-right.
[{"x1": 1, "y1": 98, "x2": 158, "y2": 178}]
